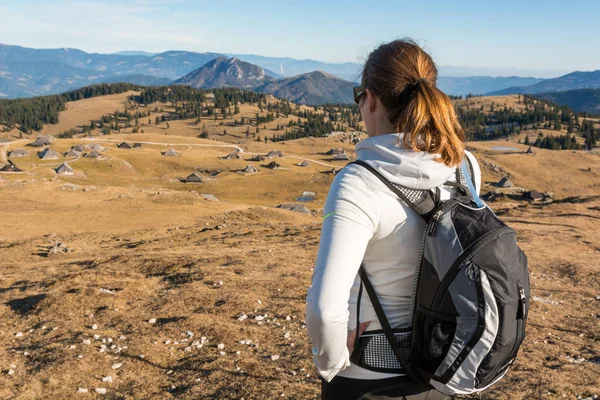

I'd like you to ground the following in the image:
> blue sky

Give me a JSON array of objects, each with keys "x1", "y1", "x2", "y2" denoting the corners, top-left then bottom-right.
[{"x1": 0, "y1": 0, "x2": 598, "y2": 76}]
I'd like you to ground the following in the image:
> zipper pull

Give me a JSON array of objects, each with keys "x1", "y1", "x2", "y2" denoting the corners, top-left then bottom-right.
[
  {"x1": 427, "y1": 210, "x2": 444, "y2": 237},
  {"x1": 517, "y1": 287, "x2": 527, "y2": 319}
]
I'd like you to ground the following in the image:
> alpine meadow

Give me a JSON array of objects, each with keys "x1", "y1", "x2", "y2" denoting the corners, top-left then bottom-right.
[{"x1": 0, "y1": 1, "x2": 599, "y2": 399}]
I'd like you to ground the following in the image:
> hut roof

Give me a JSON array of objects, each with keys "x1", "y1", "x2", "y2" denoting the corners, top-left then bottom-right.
[
  {"x1": 526, "y1": 146, "x2": 534, "y2": 154},
  {"x1": 0, "y1": 162, "x2": 22, "y2": 172},
  {"x1": 28, "y1": 139, "x2": 48, "y2": 147},
  {"x1": 276, "y1": 203, "x2": 312, "y2": 215},
  {"x1": 163, "y1": 149, "x2": 178, "y2": 157},
  {"x1": 266, "y1": 161, "x2": 281, "y2": 169},
  {"x1": 117, "y1": 142, "x2": 132, "y2": 149},
  {"x1": 523, "y1": 190, "x2": 544, "y2": 201},
  {"x1": 242, "y1": 165, "x2": 258, "y2": 173},
  {"x1": 223, "y1": 150, "x2": 241, "y2": 159},
  {"x1": 266, "y1": 150, "x2": 284, "y2": 158},
  {"x1": 9, "y1": 149, "x2": 29, "y2": 157},
  {"x1": 55, "y1": 163, "x2": 74, "y2": 175},
  {"x1": 250, "y1": 155, "x2": 266, "y2": 161},
  {"x1": 38, "y1": 148, "x2": 59, "y2": 160},
  {"x1": 28, "y1": 135, "x2": 54, "y2": 147},
  {"x1": 333, "y1": 153, "x2": 350, "y2": 160},
  {"x1": 201, "y1": 194, "x2": 218, "y2": 201},
  {"x1": 86, "y1": 144, "x2": 105, "y2": 151},
  {"x1": 72, "y1": 144, "x2": 85, "y2": 152},
  {"x1": 297, "y1": 160, "x2": 311, "y2": 167},
  {"x1": 133, "y1": 143, "x2": 143, "y2": 149},
  {"x1": 84, "y1": 149, "x2": 102, "y2": 158},
  {"x1": 497, "y1": 176, "x2": 514, "y2": 188},
  {"x1": 64, "y1": 149, "x2": 81, "y2": 158},
  {"x1": 185, "y1": 172, "x2": 203, "y2": 183},
  {"x1": 325, "y1": 148, "x2": 344, "y2": 155}
]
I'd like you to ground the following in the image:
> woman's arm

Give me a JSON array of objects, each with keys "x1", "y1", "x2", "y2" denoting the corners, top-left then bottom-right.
[{"x1": 305, "y1": 167, "x2": 378, "y2": 382}]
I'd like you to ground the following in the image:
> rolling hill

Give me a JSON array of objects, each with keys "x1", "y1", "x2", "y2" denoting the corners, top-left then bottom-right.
[
  {"x1": 488, "y1": 70, "x2": 600, "y2": 95},
  {"x1": 534, "y1": 88, "x2": 600, "y2": 113},
  {"x1": 100, "y1": 74, "x2": 173, "y2": 87},
  {"x1": 258, "y1": 71, "x2": 355, "y2": 105},
  {"x1": 437, "y1": 76, "x2": 544, "y2": 96}
]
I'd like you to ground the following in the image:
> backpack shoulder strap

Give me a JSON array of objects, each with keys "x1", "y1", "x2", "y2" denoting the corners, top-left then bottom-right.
[
  {"x1": 348, "y1": 160, "x2": 437, "y2": 222},
  {"x1": 358, "y1": 265, "x2": 426, "y2": 386}
]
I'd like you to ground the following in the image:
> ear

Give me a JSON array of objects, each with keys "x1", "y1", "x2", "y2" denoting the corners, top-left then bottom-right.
[{"x1": 365, "y1": 88, "x2": 377, "y2": 112}]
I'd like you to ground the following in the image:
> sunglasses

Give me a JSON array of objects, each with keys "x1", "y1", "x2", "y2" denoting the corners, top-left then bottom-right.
[{"x1": 353, "y1": 86, "x2": 366, "y2": 105}]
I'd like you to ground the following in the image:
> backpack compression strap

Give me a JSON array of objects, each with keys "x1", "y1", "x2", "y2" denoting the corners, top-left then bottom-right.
[{"x1": 357, "y1": 265, "x2": 426, "y2": 385}]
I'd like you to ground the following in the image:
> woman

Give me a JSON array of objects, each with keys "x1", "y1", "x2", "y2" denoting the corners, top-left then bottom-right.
[{"x1": 306, "y1": 39, "x2": 481, "y2": 400}]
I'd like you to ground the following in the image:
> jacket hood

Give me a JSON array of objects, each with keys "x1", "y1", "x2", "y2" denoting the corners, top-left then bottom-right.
[{"x1": 355, "y1": 133, "x2": 457, "y2": 190}]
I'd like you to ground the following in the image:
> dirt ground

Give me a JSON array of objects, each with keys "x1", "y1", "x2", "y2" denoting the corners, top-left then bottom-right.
[{"x1": 0, "y1": 95, "x2": 599, "y2": 399}]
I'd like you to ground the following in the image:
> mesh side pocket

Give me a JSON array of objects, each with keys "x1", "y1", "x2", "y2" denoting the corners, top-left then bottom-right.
[
  {"x1": 359, "y1": 331, "x2": 412, "y2": 372},
  {"x1": 409, "y1": 310, "x2": 456, "y2": 375}
]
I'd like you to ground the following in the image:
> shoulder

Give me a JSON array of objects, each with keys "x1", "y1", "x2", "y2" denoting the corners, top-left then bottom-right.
[{"x1": 331, "y1": 163, "x2": 376, "y2": 193}]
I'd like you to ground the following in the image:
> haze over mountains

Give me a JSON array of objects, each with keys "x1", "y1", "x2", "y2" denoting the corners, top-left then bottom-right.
[{"x1": 1, "y1": 43, "x2": 599, "y2": 110}]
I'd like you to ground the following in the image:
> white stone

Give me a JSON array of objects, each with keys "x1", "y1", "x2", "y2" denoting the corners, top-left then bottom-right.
[
  {"x1": 255, "y1": 315, "x2": 265, "y2": 321},
  {"x1": 237, "y1": 313, "x2": 248, "y2": 321},
  {"x1": 111, "y1": 363, "x2": 122, "y2": 370},
  {"x1": 219, "y1": 351, "x2": 226, "y2": 356},
  {"x1": 15, "y1": 332, "x2": 23, "y2": 337},
  {"x1": 69, "y1": 345, "x2": 76, "y2": 350},
  {"x1": 82, "y1": 339, "x2": 91, "y2": 345},
  {"x1": 7, "y1": 369, "x2": 15, "y2": 375},
  {"x1": 217, "y1": 343, "x2": 225, "y2": 350},
  {"x1": 77, "y1": 388, "x2": 88, "y2": 393},
  {"x1": 148, "y1": 318, "x2": 157, "y2": 324},
  {"x1": 102, "y1": 376, "x2": 113, "y2": 383},
  {"x1": 93, "y1": 334, "x2": 101, "y2": 340},
  {"x1": 186, "y1": 331, "x2": 194, "y2": 337},
  {"x1": 91, "y1": 324, "x2": 98, "y2": 330},
  {"x1": 95, "y1": 388, "x2": 107, "y2": 394},
  {"x1": 284, "y1": 332, "x2": 290, "y2": 339},
  {"x1": 138, "y1": 354, "x2": 145, "y2": 359},
  {"x1": 285, "y1": 316, "x2": 291, "y2": 321},
  {"x1": 78, "y1": 355, "x2": 84, "y2": 359},
  {"x1": 271, "y1": 355, "x2": 280, "y2": 361}
]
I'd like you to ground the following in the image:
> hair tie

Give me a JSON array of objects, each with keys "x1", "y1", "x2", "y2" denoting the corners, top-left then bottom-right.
[{"x1": 410, "y1": 78, "x2": 426, "y2": 88}]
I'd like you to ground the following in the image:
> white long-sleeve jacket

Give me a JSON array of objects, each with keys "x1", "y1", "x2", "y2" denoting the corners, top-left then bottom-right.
[{"x1": 306, "y1": 133, "x2": 481, "y2": 382}]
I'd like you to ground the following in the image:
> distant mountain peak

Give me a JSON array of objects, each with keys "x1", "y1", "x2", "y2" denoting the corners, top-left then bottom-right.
[{"x1": 174, "y1": 56, "x2": 271, "y2": 89}]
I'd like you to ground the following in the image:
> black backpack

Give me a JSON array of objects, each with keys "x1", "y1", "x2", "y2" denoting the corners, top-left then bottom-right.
[{"x1": 348, "y1": 156, "x2": 530, "y2": 396}]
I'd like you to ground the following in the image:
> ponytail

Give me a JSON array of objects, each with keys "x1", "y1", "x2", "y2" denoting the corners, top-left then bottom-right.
[{"x1": 361, "y1": 39, "x2": 466, "y2": 167}]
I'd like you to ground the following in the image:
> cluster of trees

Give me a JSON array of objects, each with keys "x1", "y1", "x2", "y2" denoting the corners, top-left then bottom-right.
[
  {"x1": 526, "y1": 119, "x2": 599, "y2": 150},
  {"x1": 455, "y1": 95, "x2": 600, "y2": 149},
  {"x1": 0, "y1": 83, "x2": 141, "y2": 133}
]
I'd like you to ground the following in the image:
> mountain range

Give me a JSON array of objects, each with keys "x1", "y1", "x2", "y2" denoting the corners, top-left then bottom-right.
[
  {"x1": 173, "y1": 57, "x2": 354, "y2": 104},
  {"x1": 488, "y1": 70, "x2": 600, "y2": 95},
  {"x1": 0, "y1": 43, "x2": 599, "y2": 109},
  {"x1": 533, "y1": 89, "x2": 600, "y2": 113}
]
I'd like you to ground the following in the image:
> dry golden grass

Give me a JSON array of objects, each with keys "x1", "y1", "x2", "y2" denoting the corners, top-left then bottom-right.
[
  {"x1": 40, "y1": 92, "x2": 139, "y2": 137},
  {"x1": 0, "y1": 95, "x2": 599, "y2": 399},
  {"x1": 454, "y1": 94, "x2": 527, "y2": 113}
]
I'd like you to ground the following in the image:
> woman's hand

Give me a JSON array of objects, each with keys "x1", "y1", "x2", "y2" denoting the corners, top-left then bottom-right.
[{"x1": 346, "y1": 321, "x2": 371, "y2": 352}]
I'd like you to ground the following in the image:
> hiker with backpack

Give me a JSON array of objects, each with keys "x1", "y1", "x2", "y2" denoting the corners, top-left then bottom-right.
[{"x1": 306, "y1": 39, "x2": 529, "y2": 399}]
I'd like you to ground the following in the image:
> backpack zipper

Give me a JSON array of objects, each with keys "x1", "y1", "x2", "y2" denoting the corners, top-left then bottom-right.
[
  {"x1": 430, "y1": 226, "x2": 515, "y2": 311},
  {"x1": 408, "y1": 227, "x2": 428, "y2": 322}
]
